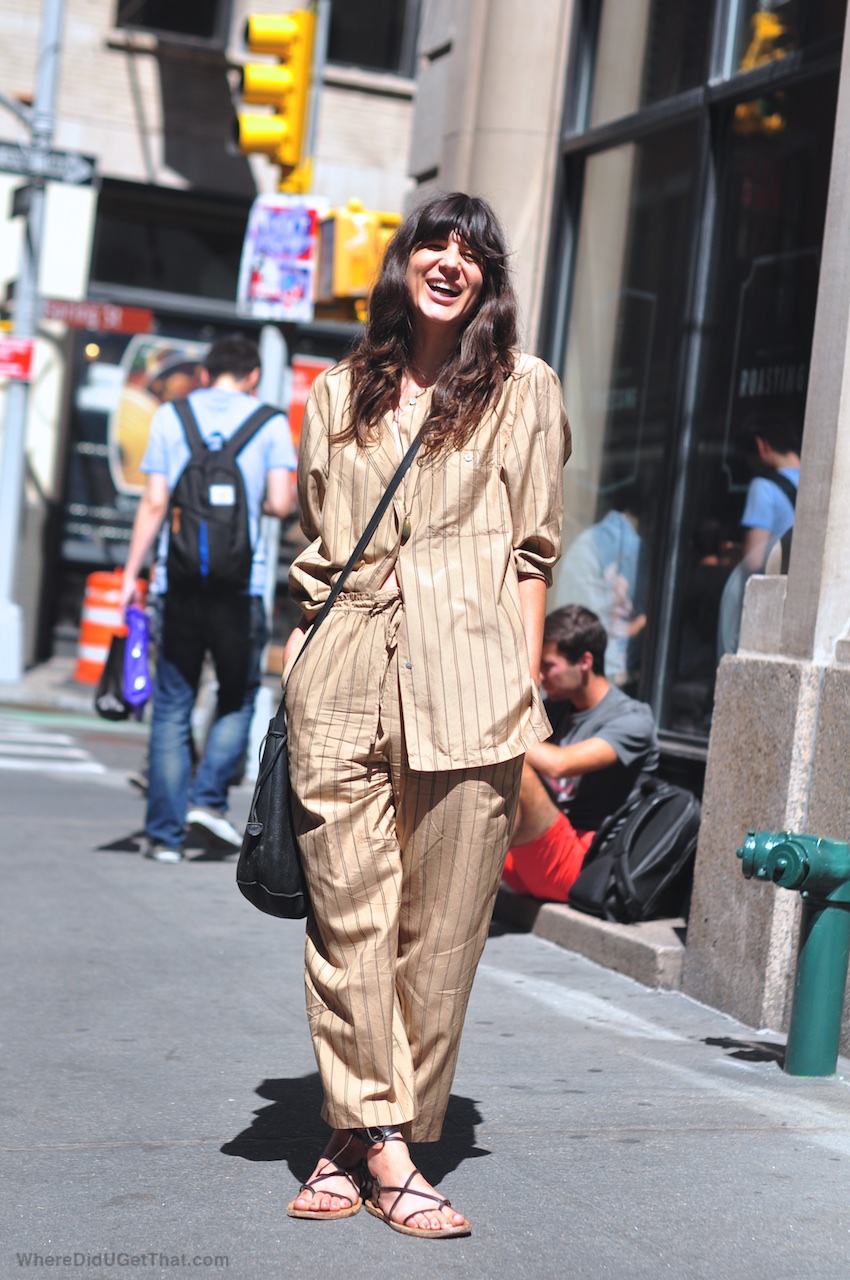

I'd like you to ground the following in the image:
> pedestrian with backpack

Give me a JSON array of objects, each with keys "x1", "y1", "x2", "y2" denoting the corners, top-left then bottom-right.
[
  {"x1": 717, "y1": 415, "x2": 801, "y2": 657},
  {"x1": 120, "y1": 337, "x2": 296, "y2": 862}
]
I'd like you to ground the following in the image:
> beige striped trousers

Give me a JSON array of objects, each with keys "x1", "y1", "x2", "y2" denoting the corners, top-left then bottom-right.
[{"x1": 286, "y1": 592, "x2": 523, "y2": 1143}]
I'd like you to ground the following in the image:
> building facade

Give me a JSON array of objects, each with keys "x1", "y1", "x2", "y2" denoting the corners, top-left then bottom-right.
[
  {"x1": 409, "y1": 0, "x2": 850, "y2": 1043},
  {"x1": 0, "y1": 0, "x2": 418, "y2": 662}
]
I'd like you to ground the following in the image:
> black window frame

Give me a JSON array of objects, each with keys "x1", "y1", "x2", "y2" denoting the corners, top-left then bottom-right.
[
  {"x1": 114, "y1": 0, "x2": 233, "y2": 49},
  {"x1": 540, "y1": 0, "x2": 846, "y2": 758}
]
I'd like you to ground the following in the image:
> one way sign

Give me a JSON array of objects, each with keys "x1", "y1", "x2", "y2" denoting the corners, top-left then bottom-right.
[{"x1": 0, "y1": 141, "x2": 96, "y2": 185}]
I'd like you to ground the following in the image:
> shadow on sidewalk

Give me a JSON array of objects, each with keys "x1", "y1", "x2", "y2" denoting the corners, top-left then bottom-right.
[
  {"x1": 94, "y1": 829, "x2": 147, "y2": 854},
  {"x1": 221, "y1": 1073, "x2": 490, "y2": 1182},
  {"x1": 704, "y1": 1035, "x2": 785, "y2": 1066}
]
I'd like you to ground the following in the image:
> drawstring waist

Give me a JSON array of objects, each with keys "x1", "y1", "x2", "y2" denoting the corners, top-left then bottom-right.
[{"x1": 321, "y1": 590, "x2": 401, "y2": 614}]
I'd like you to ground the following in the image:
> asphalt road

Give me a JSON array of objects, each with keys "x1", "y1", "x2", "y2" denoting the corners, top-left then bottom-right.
[{"x1": 3, "y1": 714, "x2": 850, "y2": 1280}]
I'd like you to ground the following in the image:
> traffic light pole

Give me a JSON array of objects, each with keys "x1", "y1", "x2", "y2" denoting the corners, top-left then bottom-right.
[{"x1": 0, "y1": 0, "x2": 66, "y2": 683}]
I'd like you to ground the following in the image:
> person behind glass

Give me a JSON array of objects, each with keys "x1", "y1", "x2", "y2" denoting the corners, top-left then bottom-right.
[
  {"x1": 280, "y1": 192, "x2": 571, "y2": 1237},
  {"x1": 739, "y1": 418, "x2": 800, "y2": 571},
  {"x1": 717, "y1": 415, "x2": 801, "y2": 657}
]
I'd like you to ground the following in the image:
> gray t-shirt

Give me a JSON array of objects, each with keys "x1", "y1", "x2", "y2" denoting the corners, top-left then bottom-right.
[{"x1": 543, "y1": 686, "x2": 659, "y2": 832}]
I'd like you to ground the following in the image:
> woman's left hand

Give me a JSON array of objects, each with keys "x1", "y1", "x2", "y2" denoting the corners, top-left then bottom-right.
[{"x1": 282, "y1": 622, "x2": 308, "y2": 681}]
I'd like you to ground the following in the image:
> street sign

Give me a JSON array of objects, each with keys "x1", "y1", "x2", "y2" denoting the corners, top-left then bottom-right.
[
  {"x1": 41, "y1": 299, "x2": 154, "y2": 334},
  {"x1": 0, "y1": 336, "x2": 35, "y2": 380},
  {"x1": 0, "y1": 141, "x2": 96, "y2": 185}
]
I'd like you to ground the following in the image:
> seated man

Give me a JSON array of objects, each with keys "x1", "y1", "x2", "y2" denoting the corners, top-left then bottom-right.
[{"x1": 503, "y1": 604, "x2": 659, "y2": 901}]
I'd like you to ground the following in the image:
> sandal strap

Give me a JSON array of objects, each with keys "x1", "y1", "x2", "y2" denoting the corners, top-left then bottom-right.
[
  {"x1": 384, "y1": 1169, "x2": 452, "y2": 1226},
  {"x1": 299, "y1": 1160, "x2": 359, "y2": 1207},
  {"x1": 353, "y1": 1125, "x2": 405, "y2": 1147}
]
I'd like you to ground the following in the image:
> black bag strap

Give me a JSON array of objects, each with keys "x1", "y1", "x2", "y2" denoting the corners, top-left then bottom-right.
[
  {"x1": 224, "y1": 403, "x2": 281, "y2": 458},
  {"x1": 767, "y1": 470, "x2": 798, "y2": 508},
  {"x1": 580, "y1": 774, "x2": 656, "y2": 869},
  {"x1": 171, "y1": 398, "x2": 280, "y2": 460},
  {"x1": 269, "y1": 432, "x2": 423, "y2": 730},
  {"x1": 611, "y1": 788, "x2": 670, "y2": 922},
  {"x1": 171, "y1": 398, "x2": 206, "y2": 456}
]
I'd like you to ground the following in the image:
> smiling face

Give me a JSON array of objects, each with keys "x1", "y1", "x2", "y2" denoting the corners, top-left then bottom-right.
[{"x1": 404, "y1": 230, "x2": 485, "y2": 338}]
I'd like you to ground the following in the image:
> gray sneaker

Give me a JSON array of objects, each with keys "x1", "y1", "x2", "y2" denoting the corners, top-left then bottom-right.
[
  {"x1": 185, "y1": 807, "x2": 242, "y2": 852},
  {"x1": 143, "y1": 839, "x2": 184, "y2": 864}
]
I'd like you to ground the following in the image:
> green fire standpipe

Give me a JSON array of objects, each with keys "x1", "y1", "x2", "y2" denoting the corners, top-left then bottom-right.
[{"x1": 738, "y1": 831, "x2": 850, "y2": 1075}]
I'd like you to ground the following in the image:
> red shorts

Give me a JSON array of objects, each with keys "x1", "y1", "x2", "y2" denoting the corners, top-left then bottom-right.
[{"x1": 502, "y1": 814, "x2": 595, "y2": 902}]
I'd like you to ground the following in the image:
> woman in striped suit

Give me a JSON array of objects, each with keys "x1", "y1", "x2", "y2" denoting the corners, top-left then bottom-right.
[{"x1": 282, "y1": 192, "x2": 570, "y2": 1237}]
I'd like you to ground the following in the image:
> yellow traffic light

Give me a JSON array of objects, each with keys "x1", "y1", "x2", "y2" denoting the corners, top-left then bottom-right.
[
  {"x1": 235, "y1": 10, "x2": 315, "y2": 183},
  {"x1": 316, "y1": 200, "x2": 402, "y2": 301},
  {"x1": 733, "y1": 11, "x2": 790, "y2": 136}
]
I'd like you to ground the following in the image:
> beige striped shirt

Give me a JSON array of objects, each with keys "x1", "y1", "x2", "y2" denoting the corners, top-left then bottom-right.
[{"x1": 288, "y1": 352, "x2": 572, "y2": 770}]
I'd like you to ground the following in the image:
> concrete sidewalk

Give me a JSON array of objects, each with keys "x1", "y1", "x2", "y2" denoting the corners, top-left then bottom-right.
[
  {"x1": 0, "y1": 654, "x2": 99, "y2": 714},
  {"x1": 3, "y1": 763, "x2": 850, "y2": 1279}
]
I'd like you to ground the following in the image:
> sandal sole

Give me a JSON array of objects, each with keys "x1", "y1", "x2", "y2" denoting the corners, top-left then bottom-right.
[
  {"x1": 364, "y1": 1199, "x2": 471, "y2": 1238},
  {"x1": 287, "y1": 1198, "x2": 362, "y2": 1221}
]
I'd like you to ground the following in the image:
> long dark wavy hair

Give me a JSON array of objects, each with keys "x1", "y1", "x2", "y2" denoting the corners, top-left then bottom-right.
[{"x1": 340, "y1": 192, "x2": 519, "y2": 455}]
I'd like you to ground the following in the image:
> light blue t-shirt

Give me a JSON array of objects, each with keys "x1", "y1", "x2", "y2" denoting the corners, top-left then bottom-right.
[
  {"x1": 740, "y1": 466, "x2": 799, "y2": 540},
  {"x1": 141, "y1": 387, "x2": 297, "y2": 595}
]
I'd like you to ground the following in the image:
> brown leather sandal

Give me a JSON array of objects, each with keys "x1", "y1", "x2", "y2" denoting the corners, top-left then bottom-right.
[
  {"x1": 286, "y1": 1140, "x2": 363, "y2": 1221},
  {"x1": 354, "y1": 1126, "x2": 471, "y2": 1239}
]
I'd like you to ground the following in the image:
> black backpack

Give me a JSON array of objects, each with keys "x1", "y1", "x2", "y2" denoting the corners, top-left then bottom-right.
[
  {"x1": 568, "y1": 775, "x2": 701, "y2": 923},
  {"x1": 166, "y1": 399, "x2": 278, "y2": 594}
]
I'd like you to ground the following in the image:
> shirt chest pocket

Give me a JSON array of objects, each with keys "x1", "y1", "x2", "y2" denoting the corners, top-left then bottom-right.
[{"x1": 422, "y1": 448, "x2": 502, "y2": 535}]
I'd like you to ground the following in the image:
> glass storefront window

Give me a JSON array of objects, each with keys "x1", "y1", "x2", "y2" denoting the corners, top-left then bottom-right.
[
  {"x1": 662, "y1": 73, "x2": 838, "y2": 736},
  {"x1": 589, "y1": 0, "x2": 714, "y2": 128},
  {"x1": 724, "y1": 0, "x2": 846, "y2": 78},
  {"x1": 555, "y1": 121, "x2": 701, "y2": 693}
]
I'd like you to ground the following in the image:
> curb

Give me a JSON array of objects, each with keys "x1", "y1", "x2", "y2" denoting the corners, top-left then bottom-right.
[{"x1": 493, "y1": 885, "x2": 686, "y2": 990}]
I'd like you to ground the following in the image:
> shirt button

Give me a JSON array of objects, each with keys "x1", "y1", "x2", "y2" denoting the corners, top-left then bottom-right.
[
  {"x1": 405, "y1": 661, "x2": 413, "y2": 669},
  {"x1": 464, "y1": 451, "x2": 473, "y2": 461}
]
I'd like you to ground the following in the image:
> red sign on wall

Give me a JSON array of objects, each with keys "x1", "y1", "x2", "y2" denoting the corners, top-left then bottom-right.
[
  {"x1": 41, "y1": 299, "x2": 154, "y2": 334},
  {"x1": 289, "y1": 355, "x2": 334, "y2": 450},
  {"x1": 0, "y1": 336, "x2": 35, "y2": 381}
]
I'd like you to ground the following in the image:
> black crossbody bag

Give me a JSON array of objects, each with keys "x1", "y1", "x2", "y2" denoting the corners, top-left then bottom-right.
[{"x1": 236, "y1": 433, "x2": 422, "y2": 919}]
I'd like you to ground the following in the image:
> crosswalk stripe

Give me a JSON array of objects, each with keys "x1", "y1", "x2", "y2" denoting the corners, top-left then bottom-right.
[
  {"x1": 0, "y1": 718, "x2": 106, "y2": 775},
  {"x1": 0, "y1": 756, "x2": 106, "y2": 775},
  {"x1": 0, "y1": 731, "x2": 76, "y2": 746},
  {"x1": 0, "y1": 743, "x2": 93, "y2": 760}
]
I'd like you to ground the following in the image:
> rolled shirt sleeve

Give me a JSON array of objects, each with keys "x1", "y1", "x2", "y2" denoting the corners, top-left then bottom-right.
[{"x1": 503, "y1": 358, "x2": 572, "y2": 585}]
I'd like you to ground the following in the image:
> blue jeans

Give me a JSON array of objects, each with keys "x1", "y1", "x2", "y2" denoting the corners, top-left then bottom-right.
[{"x1": 145, "y1": 593, "x2": 268, "y2": 848}]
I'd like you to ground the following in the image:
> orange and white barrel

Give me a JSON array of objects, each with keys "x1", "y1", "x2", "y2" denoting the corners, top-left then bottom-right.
[{"x1": 74, "y1": 570, "x2": 146, "y2": 685}]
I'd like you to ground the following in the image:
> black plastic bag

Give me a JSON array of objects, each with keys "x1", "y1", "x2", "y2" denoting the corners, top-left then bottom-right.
[{"x1": 94, "y1": 634, "x2": 130, "y2": 721}]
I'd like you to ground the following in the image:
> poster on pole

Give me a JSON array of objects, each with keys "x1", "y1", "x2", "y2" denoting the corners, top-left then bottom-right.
[{"x1": 237, "y1": 193, "x2": 327, "y2": 323}]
